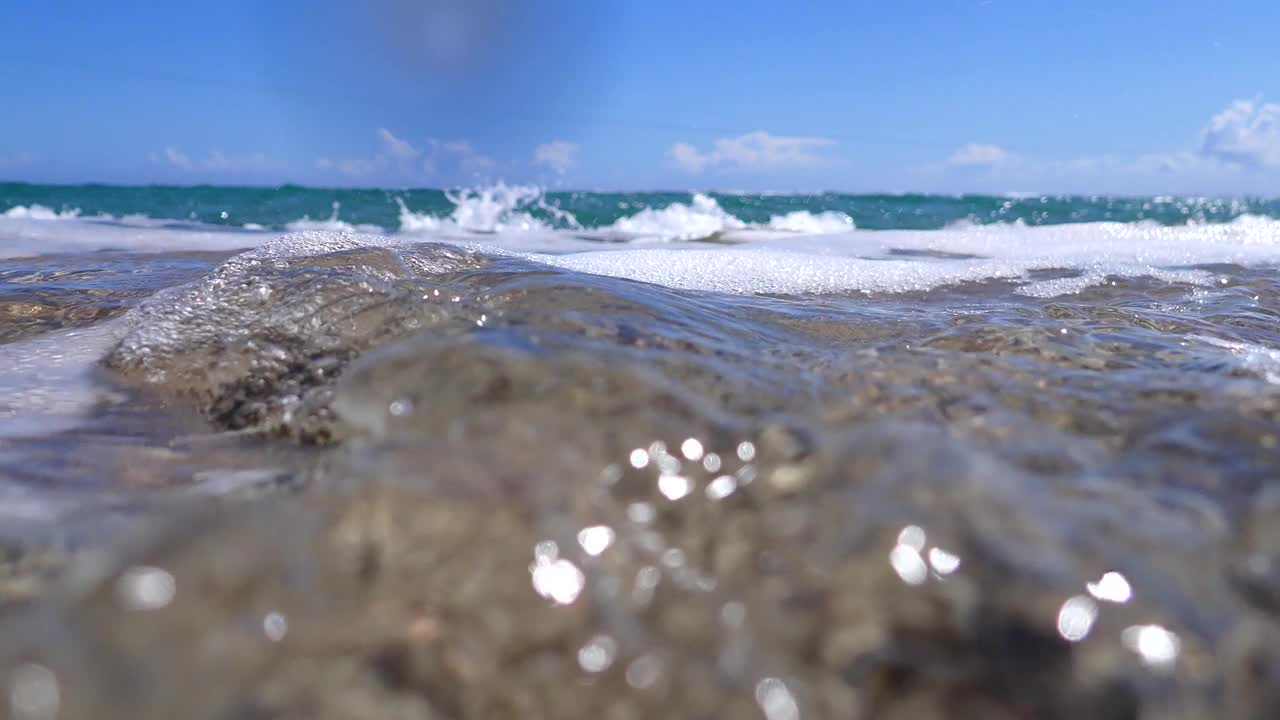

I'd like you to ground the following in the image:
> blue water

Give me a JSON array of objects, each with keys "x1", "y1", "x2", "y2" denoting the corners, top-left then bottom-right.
[{"x1": 2, "y1": 182, "x2": 1276, "y2": 233}]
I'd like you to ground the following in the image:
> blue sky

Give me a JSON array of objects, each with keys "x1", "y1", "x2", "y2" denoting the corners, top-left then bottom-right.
[{"x1": 1, "y1": 0, "x2": 1278, "y2": 193}]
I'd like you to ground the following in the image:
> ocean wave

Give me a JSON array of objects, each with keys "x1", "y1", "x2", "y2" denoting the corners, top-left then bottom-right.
[
  {"x1": 398, "y1": 184, "x2": 566, "y2": 235},
  {"x1": 399, "y1": 186, "x2": 847, "y2": 240},
  {"x1": 6, "y1": 209, "x2": 1280, "y2": 298},
  {"x1": 8, "y1": 185, "x2": 1280, "y2": 246},
  {"x1": 766, "y1": 210, "x2": 855, "y2": 233},
  {"x1": 2, "y1": 204, "x2": 83, "y2": 220},
  {"x1": 284, "y1": 201, "x2": 383, "y2": 234},
  {"x1": 5, "y1": 187, "x2": 1280, "y2": 298},
  {"x1": 600, "y1": 193, "x2": 746, "y2": 240},
  {"x1": 589, "y1": 194, "x2": 852, "y2": 239}
]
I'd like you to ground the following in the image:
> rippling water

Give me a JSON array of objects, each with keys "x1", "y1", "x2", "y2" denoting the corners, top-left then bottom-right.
[
  {"x1": 2, "y1": 188, "x2": 1280, "y2": 718},
  {"x1": 4, "y1": 181, "x2": 1279, "y2": 236}
]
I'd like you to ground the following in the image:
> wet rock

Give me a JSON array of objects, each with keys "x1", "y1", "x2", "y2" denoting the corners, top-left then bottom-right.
[{"x1": 103, "y1": 235, "x2": 492, "y2": 443}]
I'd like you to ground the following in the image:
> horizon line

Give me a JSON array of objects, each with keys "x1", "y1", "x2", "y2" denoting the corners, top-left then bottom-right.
[{"x1": 1, "y1": 178, "x2": 1276, "y2": 201}]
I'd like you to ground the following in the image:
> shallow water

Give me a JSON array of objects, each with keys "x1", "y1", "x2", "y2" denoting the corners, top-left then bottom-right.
[{"x1": 2, "y1": 213, "x2": 1280, "y2": 718}]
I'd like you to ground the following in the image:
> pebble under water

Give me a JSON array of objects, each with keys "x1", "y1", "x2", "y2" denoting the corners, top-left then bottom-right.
[{"x1": 3, "y1": 231, "x2": 1280, "y2": 719}]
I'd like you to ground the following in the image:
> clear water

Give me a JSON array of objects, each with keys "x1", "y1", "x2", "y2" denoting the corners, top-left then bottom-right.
[{"x1": 2, "y1": 186, "x2": 1280, "y2": 719}]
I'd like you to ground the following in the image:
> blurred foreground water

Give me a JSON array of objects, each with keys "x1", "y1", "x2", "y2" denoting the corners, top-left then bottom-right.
[{"x1": 3, "y1": 229, "x2": 1280, "y2": 719}]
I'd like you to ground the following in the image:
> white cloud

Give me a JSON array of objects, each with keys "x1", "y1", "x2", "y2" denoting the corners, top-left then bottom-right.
[
  {"x1": 1037, "y1": 151, "x2": 1215, "y2": 185},
  {"x1": 1200, "y1": 97, "x2": 1280, "y2": 168},
  {"x1": 923, "y1": 99, "x2": 1280, "y2": 193},
  {"x1": 669, "y1": 131, "x2": 835, "y2": 173},
  {"x1": 669, "y1": 143, "x2": 708, "y2": 173},
  {"x1": 159, "y1": 147, "x2": 193, "y2": 170},
  {"x1": 376, "y1": 127, "x2": 420, "y2": 162},
  {"x1": 534, "y1": 140, "x2": 579, "y2": 174},
  {"x1": 319, "y1": 128, "x2": 424, "y2": 179},
  {"x1": 318, "y1": 130, "x2": 500, "y2": 182},
  {"x1": 948, "y1": 143, "x2": 1015, "y2": 168},
  {"x1": 921, "y1": 144, "x2": 1264, "y2": 195},
  {"x1": 434, "y1": 139, "x2": 496, "y2": 177},
  {"x1": 152, "y1": 147, "x2": 273, "y2": 174}
]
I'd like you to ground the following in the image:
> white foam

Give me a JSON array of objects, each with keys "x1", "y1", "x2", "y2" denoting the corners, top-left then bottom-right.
[
  {"x1": 0, "y1": 319, "x2": 156, "y2": 526},
  {"x1": 6, "y1": 189, "x2": 1280, "y2": 298},
  {"x1": 283, "y1": 217, "x2": 381, "y2": 233},
  {"x1": 602, "y1": 193, "x2": 745, "y2": 241},
  {"x1": 406, "y1": 187, "x2": 858, "y2": 240},
  {"x1": 766, "y1": 210, "x2": 855, "y2": 234},
  {"x1": 47, "y1": 213, "x2": 1278, "y2": 299},
  {"x1": 397, "y1": 183, "x2": 563, "y2": 235},
  {"x1": 224, "y1": 215, "x2": 1280, "y2": 298},
  {"x1": 1193, "y1": 335, "x2": 1280, "y2": 383},
  {"x1": 2, "y1": 204, "x2": 82, "y2": 220},
  {"x1": 0, "y1": 188, "x2": 877, "y2": 258},
  {"x1": 396, "y1": 202, "x2": 446, "y2": 234},
  {"x1": 0, "y1": 213, "x2": 268, "y2": 258},
  {"x1": 284, "y1": 201, "x2": 383, "y2": 234},
  {"x1": 0, "y1": 320, "x2": 127, "y2": 438},
  {"x1": 565, "y1": 194, "x2": 850, "y2": 241},
  {"x1": 399, "y1": 189, "x2": 760, "y2": 245},
  {"x1": 443, "y1": 184, "x2": 550, "y2": 232},
  {"x1": 522, "y1": 215, "x2": 1280, "y2": 296}
]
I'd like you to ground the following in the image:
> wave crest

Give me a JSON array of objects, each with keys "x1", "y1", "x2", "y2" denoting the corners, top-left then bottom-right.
[{"x1": 2, "y1": 204, "x2": 82, "y2": 220}]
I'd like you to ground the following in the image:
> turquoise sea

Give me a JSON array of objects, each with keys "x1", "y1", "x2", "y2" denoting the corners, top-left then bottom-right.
[{"x1": 3, "y1": 181, "x2": 1277, "y2": 233}]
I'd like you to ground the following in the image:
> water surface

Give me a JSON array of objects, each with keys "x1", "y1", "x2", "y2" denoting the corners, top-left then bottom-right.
[{"x1": 2, "y1": 188, "x2": 1280, "y2": 719}]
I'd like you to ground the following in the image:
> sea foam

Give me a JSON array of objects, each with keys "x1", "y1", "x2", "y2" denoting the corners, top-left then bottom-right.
[
  {"x1": 397, "y1": 184, "x2": 563, "y2": 234},
  {"x1": 0, "y1": 209, "x2": 269, "y2": 259},
  {"x1": 284, "y1": 201, "x2": 383, "y2": 234},
  {"x1": 5, "y1": 188, "x2": 1280, "y2": 298},
  {"x1": 531, "y1": 215, "x2": 1280, "y2": 296},
  {"x1": 0, "y1": 320, "x2": 127, "y2": 438},
  {"x1": 2, "y1": 204, "x2": 83, "y2": 221},
  {"x1": 600, "y1": 193, "x2": 746, "y2": 240}
]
